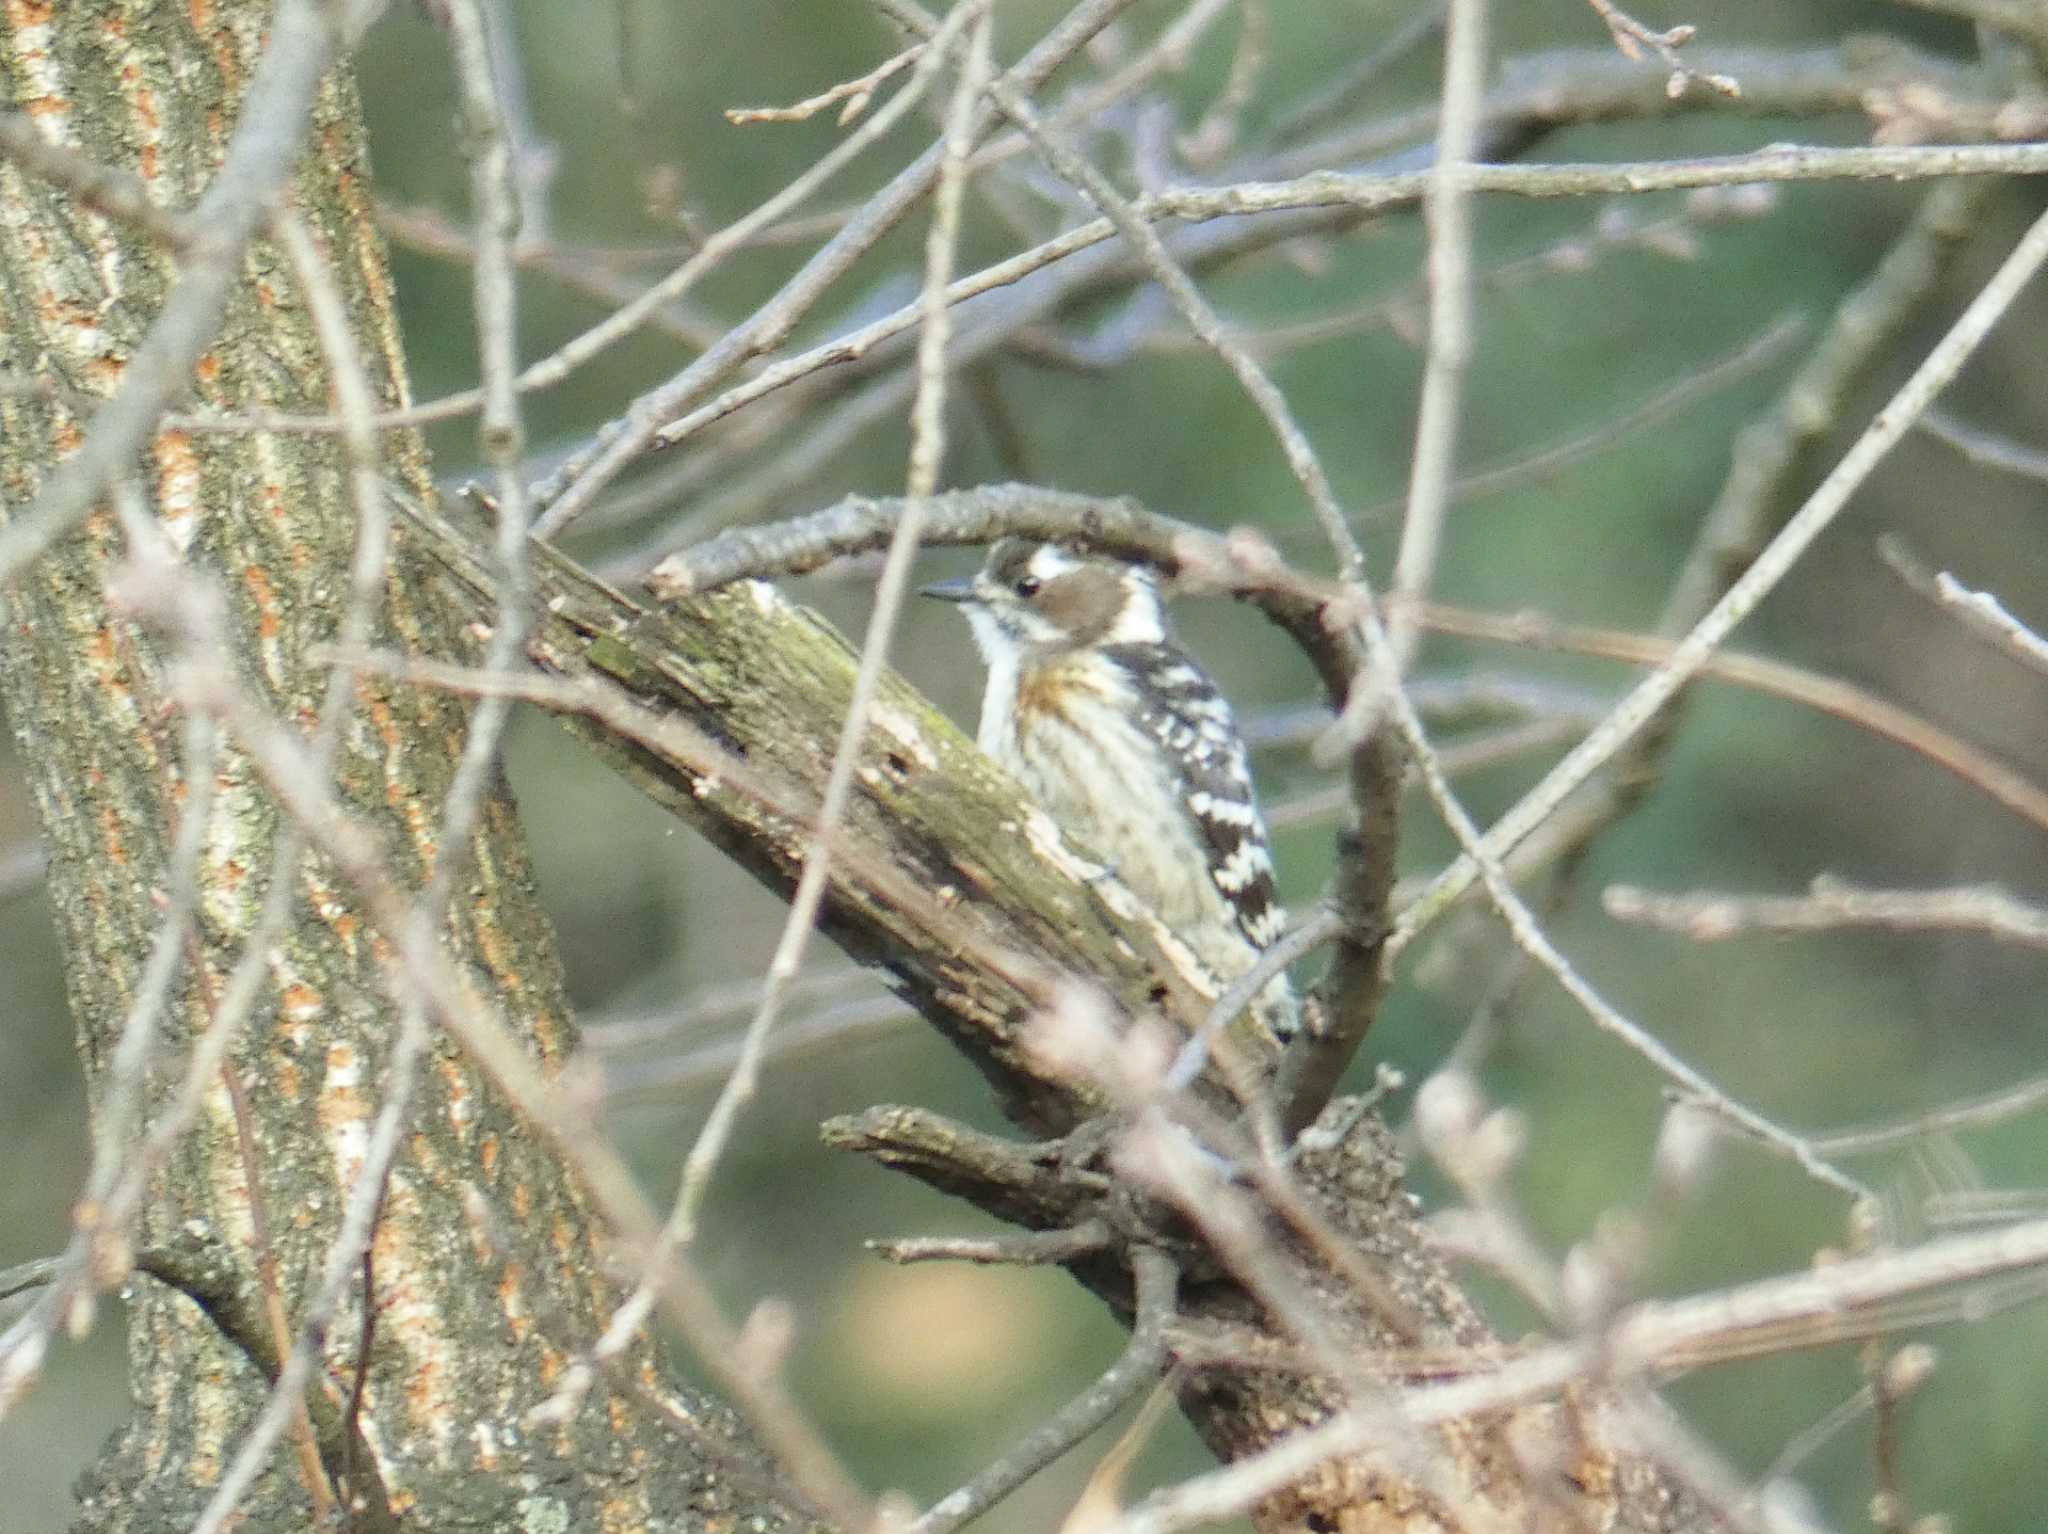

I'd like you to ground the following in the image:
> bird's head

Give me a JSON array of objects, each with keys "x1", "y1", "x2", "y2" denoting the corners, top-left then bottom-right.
[{"x1": 921, "y1": 539, "x2": 1166, "y2": 659}]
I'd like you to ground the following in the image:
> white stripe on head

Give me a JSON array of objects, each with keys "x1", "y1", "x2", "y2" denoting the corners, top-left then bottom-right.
[
  {"x1": 1100, "y1": 564, "x2": 1164, "y2": 645},
  {"x1": 1027, "y1": 544, "x2": 1083, "y2": 582}
]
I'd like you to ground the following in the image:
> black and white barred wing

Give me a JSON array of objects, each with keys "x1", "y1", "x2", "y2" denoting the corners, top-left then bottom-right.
[{"x1": 1103, "y1": 642, "x2": 1286, "y2": 953}]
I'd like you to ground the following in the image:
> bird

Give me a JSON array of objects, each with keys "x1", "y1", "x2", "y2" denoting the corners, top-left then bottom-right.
[{"x1": 922, "y1": 538, "x2": 1297, "y2": 1044}]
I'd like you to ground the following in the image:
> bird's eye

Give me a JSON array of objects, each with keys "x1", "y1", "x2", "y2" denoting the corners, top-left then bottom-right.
[{"x1": 1013, "y1": 574, "x2": 1041, "y2": 598}]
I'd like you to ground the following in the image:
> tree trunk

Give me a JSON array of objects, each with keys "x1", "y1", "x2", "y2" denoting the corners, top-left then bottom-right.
[{"x1": 0, "y1": 5, "x2": 818, "y2": 1530}]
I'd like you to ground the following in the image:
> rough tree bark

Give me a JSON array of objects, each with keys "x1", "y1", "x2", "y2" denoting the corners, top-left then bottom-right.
[{"x1": 0, "y1": 4, "x2": 818, "y2": 1531}]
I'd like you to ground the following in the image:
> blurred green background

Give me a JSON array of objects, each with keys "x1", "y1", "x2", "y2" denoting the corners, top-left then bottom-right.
[{"x1": 7, "y1": 0, "x2": 2048, "y2": 1529}]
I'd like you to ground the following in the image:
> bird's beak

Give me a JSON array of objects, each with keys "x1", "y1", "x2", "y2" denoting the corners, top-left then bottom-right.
[{"x1": 919, "y1": 576, "x2": 977, "y2": 604}]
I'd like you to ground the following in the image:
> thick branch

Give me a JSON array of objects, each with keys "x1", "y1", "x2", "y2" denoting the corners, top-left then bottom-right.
[
  {"x1": 410, "y1": 494, "x2": 1255, "y2": 1132},
  {"x1": 418, "y1": 496, "x2": 1722, "y2": 1533}
]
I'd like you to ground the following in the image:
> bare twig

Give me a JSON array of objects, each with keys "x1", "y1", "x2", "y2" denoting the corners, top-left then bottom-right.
[
  {"x1": 1584, "y1": 0, "x2": 1741, "y2": 98},
  {"x1": 727, "y1": 43, "x2": 926, "y2": 125},
  {"x1": 1605, "y1": 877, "x2": 2048, "y2": 950},
  {"x1": 1269, "y1": 3, "x2": 1446, "y2": 145},
  {"x1": 1384, "y1": 0, "x2": 1488, "y2": 674},
  {"x1": 601, "y1": 993, "x2": 913, "y2": 1107},
  {"x1": 368, "y1": 199, "x2": 723, "y2": 348},
  {"x1": 1153, "y1": 140, "x2": 2048, "y2": 220},
  {"x1": 1814, "y1": 1075, "x2": 2048, "y2": 1157},
  {"x1": 871, "y1": 1222, "x2": 1112, "y2": 1267},
  {"x1": 1918, "y1": 407, "x2": 2048, "y2": 483},
  {"x1": 909, "y1": 1248, "x2": 1177, "y2": 1534},
  {"x1": 584, "y1": 964, "x2": 876, "y2": 1050},
  {"x1": 1129, "y1": 186, "x2": 1780, "y2": 372},
  {"x1": 1350, "y1": 308, "x2": 1807, "y2": 523},
  {"x1": 964, "y1": 0, "x2": 1237, "y2": 178},
  {"x1": 0, "y1": 111, "x2": 191, "y2": 248},
  {"x1": 1175, "y1": 0, "x2": 1267, "y2": 167},
  {"x1": 1880, "y1": 537, "x2": 2048, "y2": 678},
  {"x1": 215, "y1": 1061, "x2": 338, "y2": 1522},
  {"x1": 1164, "y1": 906, "x2": 1342, "y2": 1095},
  {"x1": 476, "y1": 0, "x2": 557, "y2": 248}
]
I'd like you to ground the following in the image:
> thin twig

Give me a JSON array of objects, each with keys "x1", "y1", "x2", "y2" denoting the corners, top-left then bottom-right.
[
  {"x1": 1163, "y1": 907, "x2": 1342, "y2": 1095},
  {"x1": 1813, "y1": 1074, "x2": 2048, "y2": 1157},
  {"x1": 0, "y1": 110, "x2": 192, "y2": 248},
  {"x1": 601, "y1": 994, "x2": 912, "y2": 1108},
  {"x1": 909, "y1": 1247, "x2": 1177, "y2": 1534},
  {"x1": 1584, "y1": 0, "x2": 1741, "y2": 97},
  {"x1": 1918, "y1": 407, "x2": 2048, "y2": 483},
  {"x1": 435, "y1": 0, "x2": 544, "y2": 889},
  {"x1": 963, "y1": 0, "x2": 1238, "y2": 177},
  {"x1": 0, "y1": 1258, "x2": 60, "y2": 1306},
  {"x1": 1175, "y1": 0, "x2": 1267, "y2": 167},
  {"x1": 216, "y1": 1061, "x2": 338, "y2": 1522},
  {"x1": 1879, "y1": 537, "x2": 2048, "y2": 678},
  {"x1": 1760, "y1": 1377, "x2": 1882, "y2": 1491},
  {"x1": 584, "y1": 964, "x2": 877, "y2": 1050},
  {"x1": 871, "y1": 1222, "x2": 1113, "y2": 1266},
  {"x1": 476, "y1": 0, "x2": 557, "y2": 249},
  {"x1": 1269, "y1": 3, "x2": 1446, "y2": 145},
  {"x1": 726, "y1": 43, "x2": 926, "y2": 125},
  {"x1": 1605, "y1": 877, "x2": 2048, "y2": 950},
  {"x1": 367, "y1": 199, "x2": 723, "y2": 347},
  {"x1": 1125, "y1": 186, "x2": 1779, "y2": 372},
  {"x1": 1349, "y1": 309, "x2": 1807, "y2": 523},
  {"x1": 1384, "y1": 0, "x2": 1487, "y2": 674}
]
